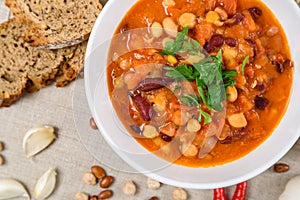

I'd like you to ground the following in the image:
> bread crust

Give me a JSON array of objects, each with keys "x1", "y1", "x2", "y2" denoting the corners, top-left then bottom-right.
[
  {"x1": 0, "y1": 19, "x2": 86, "y2": 107},
  {"x1": 5, "y1": 0, "x2": 102, "y2": 49}
]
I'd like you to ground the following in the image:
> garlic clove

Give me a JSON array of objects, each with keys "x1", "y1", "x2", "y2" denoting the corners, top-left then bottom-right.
[
  {"x1": 0, "y1": 178, "x2": 30, "y2": 200},
  {"x1": 34, "y1": 168, "x2": 57, "y2": 200},
  {"x1": 279, "y1": 175, "x2": 300, "y2": 200},
  {"x1": 23, "y1": 125, "x2": 56, "y2": 158}
]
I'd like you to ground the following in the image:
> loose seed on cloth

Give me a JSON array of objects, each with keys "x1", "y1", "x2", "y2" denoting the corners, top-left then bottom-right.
[{"x1": 122, "y1": 180, "x2": 136, "y2": 196}]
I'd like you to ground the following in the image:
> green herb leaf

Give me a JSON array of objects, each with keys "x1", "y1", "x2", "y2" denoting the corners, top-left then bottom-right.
[
  {"x1": 241, "y1": 55, "x2": 249, "y2": 75},
  {"x1": 164, "y1": 65, "x2": 199, "y2": 82},
  {"x1": 200, "y1": 109, "x2": 212, "y2": 124},
  {"x1": 180, "y1": 94, "x2": 200, "y2": 107}
]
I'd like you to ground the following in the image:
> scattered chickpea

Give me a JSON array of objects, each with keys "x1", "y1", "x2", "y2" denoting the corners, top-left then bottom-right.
[
  {"x1": 143, "y1": 125, "x2": 159, "y2": 139},
  {"x1": 151, "y1": 22, "x2": 164, "y2": 38},
  {"x1": 172, "y1": 188, "x2": 187, "y2": 200},
  {"x1": 82, "y1": 172, "x2": 97, "y2": 185},
  {"x1": 89, "y1": 117, "x2": 98, "y2": 130},
  {"x1": 0, "y1": 155, "x2": 4, "y2": 166},
  {"x1": 186, "y1": 119, "x2": 201, "y2": 133},
  {"x1": 167, "y1": 55, "x2": 178, "y2": 65},
  {"x1": 147, "y1": 178, "x2": 161, "y2": 190},
  {"x1": 163, "y1": 0, "x2": 175, "y2": 7},
  {"x1": 228, "y1": 113, "x2": 247, "y2": 128},
  {"x1": 226, "y1": 86, "x2": 238, "y2": 102},
  {"x1": 182, "y1": 144, "x2": 198, "y2": 157},
  {"x1": 122, "y1": 180, "x2": 137, "y2": 196},
  {"x1": 0, "y1": 141, "x2": 3, "y2": 152},
  {"x1": 178, "y1": 13, "x2": 196, "y2": 28},
  {"x1": 162, "y1": 17, "x2": 178, "y2": 37},
  {"x1": 75, "y1": 192, "x2": 89, "y2": 200}
]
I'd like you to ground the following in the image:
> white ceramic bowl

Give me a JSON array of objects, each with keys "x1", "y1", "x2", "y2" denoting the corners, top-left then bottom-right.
[{"x1": 84, "y1": 0, "x2": 300, "y2": 189}]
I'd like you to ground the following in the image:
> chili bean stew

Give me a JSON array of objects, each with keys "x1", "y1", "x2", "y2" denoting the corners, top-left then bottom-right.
[{"x1": 107, "y1": 0, "x2": 293, "y2": 167}]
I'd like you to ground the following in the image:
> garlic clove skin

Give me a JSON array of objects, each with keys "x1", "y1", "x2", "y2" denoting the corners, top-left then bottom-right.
[
  {"x1": 0, "y1": 178, "x2": 30, "y2": 200},
  {"x1": 23, "y1": 125, "x2": 56, "y2": 158},
  {"x1": 279, "y1": 176, "x2": 300, "y2": 200},
  {"x1": 34, "y1": 168, "x2": 57, "y2": 200}
]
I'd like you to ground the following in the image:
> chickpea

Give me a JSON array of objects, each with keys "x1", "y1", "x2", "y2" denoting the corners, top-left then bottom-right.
[
  {"x1": 178, "y1": 13, "x2": 196, "y2": 28},
  {"x1": 143, "y1": 125, "x2": 159, "y2": 138},
  {"x1": 186, "y1": 119, "x2": 201, "y2": 133},
  {"x1": 172, "y1": 188, "x2": 187, "y2": 200},
  {"x1": 214, "y1": 7, "x2": 228, "y2": 20},
  {"x1": 228, "y1": 113, "x2": 247, "y2": 128},
  {"x1": 147, "y1": 178, "x2": 161, "y2": 190},
  {"x1": 182, "y1": 144, "x2": 198, "y2": 157},
  {"x1": 163, "y1": 0, "x2": 175, "y2": 7},
  {"x1": 172, "y1": 110, "x2": 190, "y2": 126},
  {"x1": 75, "y1": 192, "x2": 89, "y2": 200},
  {"x1": 151, "y1": 22, "x2": 163, "y2": 38},
  {"x1": 206, "y1": 11, "x2": 224, "y2": 26},
  {"x1": 162, "y1": 17, "x2": 178, "y2": 38},
  {"x1": 82, "y1": 172, "x2": 97, "y2": 185},
  {"x1": 226, "y1": 86, "x2": 238, "y2": 102},
  {"x1": 167, "y1": 55, "x2": 178, "y2": 65},
  {"x1": 119, "y1": 59, "x2": 130, "y2": 70},
  {"x1": 122, "y1": 180, "x2": 136, "y2": 196}
]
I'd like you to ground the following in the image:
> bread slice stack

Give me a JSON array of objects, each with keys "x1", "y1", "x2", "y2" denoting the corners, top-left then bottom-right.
[{"x1": 0, "y1": 0, "x2": 103, "y2": 107}]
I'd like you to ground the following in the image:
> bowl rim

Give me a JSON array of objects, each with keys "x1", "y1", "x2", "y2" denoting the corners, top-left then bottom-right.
[{"x1": 84, "y1": 0, "x2": 300, "y2": 189}]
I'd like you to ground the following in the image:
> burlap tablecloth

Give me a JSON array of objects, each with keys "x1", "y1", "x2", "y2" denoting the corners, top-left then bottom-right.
[{"x1": 1, "y1": 0, "x2": 300, "y2": 199}]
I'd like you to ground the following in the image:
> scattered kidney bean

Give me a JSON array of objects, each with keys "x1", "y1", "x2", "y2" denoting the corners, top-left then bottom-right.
[
  {"x1": 225, "y1": 37, "x2": 237, "y2": 47},
  {"x1": 254, "y1": 96, "x2": 269, "y2": 110},
  {"x1": 100, "y1": 176, "x2": 114, "y2": 188},
  {"x1": 134, "y1": 78, "x2": 166, "y2": 92},
  {"x1": 89, "y1": 117, "x2": 98, "y2": 130},
  {"x1": 233, "y1": 129, "x2": 250, "y2": 139},
  {"x1": 161, "y1": 134, "x2": 172, "y2": 142},
  {"x1": 149, "y1": 197, "x2": 159, "y2": 200},
  {"x1": 0, "y1": 155, "x2": 4, "y2": 166},
  {"x1": 130, "y1": 94, "x2": 153, "y2": 121},
  {"x1": 91, "y1": 165, "x2": 106, "y2": 180},
  {"x1": 0, "y1": 141, "x2": 3, "y2": 152},
  {"x1": 98, "y1": 190, "x2": 113, "y2": 199},
  {"x1": 89, "y1": 195, "x2": 98, "y2": 200},
  {"x1": 204, "y1": 34, "x2": 224, "y2": 53},
  {"x1": 274, "y1": 163, "x2": 290, "y2": 173},
  {"x1": 255, "y1": 83, "x2": 265, "y2": 91},
  {"x1": 248, "y1": 7, "x2": 262, "y2": 19}
]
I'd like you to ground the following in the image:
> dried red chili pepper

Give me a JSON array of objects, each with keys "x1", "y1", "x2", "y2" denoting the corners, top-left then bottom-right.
[
  {"x1": 232, "y1": 181, "x2": 248, "y2": 200},
  {"x1": 214, "y1": 188, "x2": 226, "y2": 200}
]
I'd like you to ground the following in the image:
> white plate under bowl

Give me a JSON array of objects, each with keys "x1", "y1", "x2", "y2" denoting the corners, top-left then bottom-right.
[{"x1": 84, "y1": 0, "x2": 300, "y2": 189}]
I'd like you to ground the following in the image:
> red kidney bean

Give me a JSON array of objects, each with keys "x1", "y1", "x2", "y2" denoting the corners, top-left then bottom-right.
[
  {"x1": 204, "y1": 34, "x2": 224, "y2": 53},
  {"x1": 274, "y1": 163, "x2": 290, "y2": 173},
  {"x1": 248, "y1": 7, "x2": 262, "y2": 19},
  {"x1": 225, "y1": 13, "x2": 245, "y2": 25},
  {"x1": 225, "y1": 37, "x2": 237, "y2": 47},
  {"x1": 100, "y1": 176, "x2": 114, "y2": 188},
  {"x1": 98, "y1": 190, "x2": 113, "y2": 199},
  {"x1": 89, "y1": 195, "x2": 98, "y2": 200},
  {"x1": 255, "y1": 83, "x2": 265, "y2": 91},
  {"x1": 275, "y1": 62, "x2": 284, "y2": 73},
  {"x1": 233, "y1": 129, "x2": 250, "y2": 139},
  {"x1": 161, "y1": 134, "x2": 172, "y2": 142},
  {"x1": 283, "y1": 59, "x2": 293, "y2": 69},
  {"x1": 149, "y1": 197, "x2": 159, "y2": 200},
  {"x1": 135, "y1": 78, "x2": 166, "y2": 92},
  {"x1": 220, "y1": 136, "x2": 232, "y2": 144},
  {"x1": 130, "y1": 94, "x2": 153, "y2": 121},
  {"x1": 254, "y1": 96, "x2": 269, "y2": 110}
]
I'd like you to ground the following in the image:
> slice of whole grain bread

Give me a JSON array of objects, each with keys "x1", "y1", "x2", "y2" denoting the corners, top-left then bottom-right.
[
  {"x1": 0, "y1": 18, "x2": 86, "y2": 107},
  {"x1": 5, "y1": 0, "x2": 102, "y2": 49}
]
